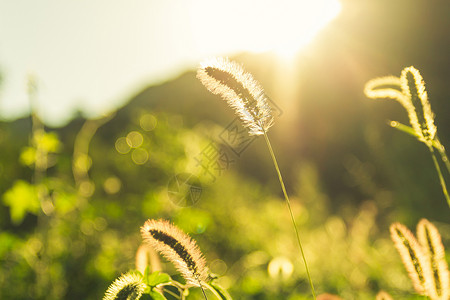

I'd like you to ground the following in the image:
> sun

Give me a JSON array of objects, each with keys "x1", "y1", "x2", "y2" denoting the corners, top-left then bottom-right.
[{"x1": 188, "y1": 0, "x2": 341, "y2": 59}]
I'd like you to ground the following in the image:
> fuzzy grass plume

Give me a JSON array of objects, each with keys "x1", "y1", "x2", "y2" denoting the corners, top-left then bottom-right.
[
  {"x1": 364, "y1": 66, "x2": 436, "y2": 145},
  {"x1": 375, "y1": 290, "x2": 393, "y2": 300},
  {"x1": 103, "y1": 272, "x2": 146, "y2": 300},
  {"x1": 390, "y1": 222, "x2": 431, "y2": 295},
  {"x1": 197, "y1": 57, "x2": 316, "y2": 299},
  {"x1": 140, "y1": 219, "x2": 208, "y2": 287},
  {"x1": 400, "y1": 67, "x2": 436, "y2": 144},
  {"x1": 364, "y1": 66, "x2": 450, "y2": 208},
  {"x1": 197, "y1": 57, "x2": 273, "y2": 136},
  {"x1": 416, "y1": 219, "x2": 450, "y2": 300},
  {"x1": 390, "y1": 220, "x2": 450, "y2": 299}
]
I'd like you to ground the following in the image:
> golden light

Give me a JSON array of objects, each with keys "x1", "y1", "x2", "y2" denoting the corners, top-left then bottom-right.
[
  {"x1": 0, "y1": 1, "x2": 342, "y2": 125},
  {"x1": 188, "y1": 0, "x2": 341, "y2": 59}
]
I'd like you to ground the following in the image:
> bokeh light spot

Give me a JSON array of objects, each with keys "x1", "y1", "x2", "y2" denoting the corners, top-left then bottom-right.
[
  {"x1": 210, "y1": 259, "x2": 228, "y2": 276},
  {"x1": 94, "y1": 217, "x2": 108, "y2": 231},
  {"x1": 131, "y1": 148, "x2": 149, "y2": 165},
  {"x1": 126, "y1": 131, "x2": 144, "y2": 148},
  {"x1": 74, "y1": 154, "x2": 92, "y2": 173},
  {"x1": 268, "y1": 256, "x2": 294, "y2": 280},
  {"x1": 103, "y1": 176, "x2": 121, "y2": 194},
  {"x1": 81, "y1": 220, "x2": 95, "y2": 236},
  {"x1": 79, "y1": 180, "x2": 95, "y2": 197},
  {"x1": 140, "y1": 114, "x2": 157, "y2": 131},
  {"x1": 115, "y1": 137, "x2": 131, "y2": 154}
]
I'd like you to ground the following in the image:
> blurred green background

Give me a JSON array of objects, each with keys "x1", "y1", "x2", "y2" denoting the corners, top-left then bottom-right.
[{"x1": 0, "y1": 0, "x2": 449, "y2": 299}]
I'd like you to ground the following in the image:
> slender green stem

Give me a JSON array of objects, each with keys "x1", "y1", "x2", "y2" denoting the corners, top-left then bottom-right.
[
  {"x1": 204, "y1": 282, "x2": 225, "y2": 300},
  {"x1": 263, "y1": 131, "x2": 316, "y2": 299},
  {"x1": 435, "y1": 137, "x2": 450, "y2": 175},
  {"x1": 166, "y1": 281, "x2": 188, "y2": 299},
  {"x1": 198, "y1": 279, "x2": 208, "y2": 300},
  {"x1": 428, "y1": 146, "x2": 450, "y2": 208},
  {"x1": 162, "y1": 286, "x2": 182, "y2": 299}
]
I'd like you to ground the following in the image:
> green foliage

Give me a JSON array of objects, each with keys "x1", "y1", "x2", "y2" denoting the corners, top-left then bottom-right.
[
  {"x1": 0, "y1": 64, "x2": 449, "y2": 299},
  {"x1": 2, "y1": 180, "x2": 40, "y2": 224},
  {"x1": 33, "y1": 131, "x2": 62, "y2": 153},
  {"x1": 145, "y1": 270, "x2": 171, "y2": 287},
  {"x1": 147, "y1": 290, "x2": 166, "y2": 300}
]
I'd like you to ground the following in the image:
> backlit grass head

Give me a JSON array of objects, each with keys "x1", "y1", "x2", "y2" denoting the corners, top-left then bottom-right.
[
  {"x1": 197, "y1": 57, "x2": 274, "y2": 136},
  {"x1": 375, "y1": 290, "x2": 393, "y2": 300},
  {"x1": 103, "y1": 272, "x2": 146, "y2": 300},
  {"x1": 390, "y1": 222, "x2": 431, "y2": 295},
  {"x1": 416, "y1": 219, "x2": 450, "y2": 300},
  {"x1": 140, "y1": 219, "x2": 208, "y2": 286},
  {"x1": 364, "y1": 66, "x2": 436, "y2": 146},
  {"x1": 390, "y1": 220, "x2": 450, "y2": 299},
  {"x1": 365, "y1": 66, "x2": 450, "y2": 208}
]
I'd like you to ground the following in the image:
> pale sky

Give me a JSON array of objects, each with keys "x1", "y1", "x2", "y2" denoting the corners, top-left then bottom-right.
[{"x1": 0, "y1": 0, "x2": 340, "y2": 126}]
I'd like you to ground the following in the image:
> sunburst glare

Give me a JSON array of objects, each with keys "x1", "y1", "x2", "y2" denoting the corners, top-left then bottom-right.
[{"x1": 188, "y1": 0, "x2": 341, "y2": 59}]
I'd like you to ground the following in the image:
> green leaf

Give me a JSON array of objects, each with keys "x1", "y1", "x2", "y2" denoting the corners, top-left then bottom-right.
[
  {"x1": 53, "y1": 191, "x2": 77, "y2": 215},
  {"x1": 34, "y1": 131, "x2": 61, "y2": 153},
  {"x1": 146, "y1": 271, "x2": 171, "y2": 287},
  {"x1": 0, "y1": 232, "x2": 22, "y2": 257},
  {"x1": 2, "y1": 180, "x2": 40, "y2": 225},
  {"x1": 147, "y1": 290, "x2": 167, "y2": 300},
  {"x1": 142, "y1": 266, "x2": 149, "y2": 281},
  {"x1": 207, "y1": 281, "x2": 233, "y2": 300},
  {"x1": 19, "y1": 147, "x2": 36, "y2": 166}
]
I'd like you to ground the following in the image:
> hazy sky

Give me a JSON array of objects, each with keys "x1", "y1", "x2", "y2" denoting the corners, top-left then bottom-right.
[{"x1": 0, "y1": 0, "x2": 340, "y2": 126}]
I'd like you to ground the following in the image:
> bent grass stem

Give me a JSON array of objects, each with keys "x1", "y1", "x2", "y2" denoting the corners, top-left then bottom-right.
[
  {"x1": 435, "y1": 137, "x2": 450, "y2": 174},
  {"x1": 429, "y1": 146, "x2": 450, "y2": 208},
  {"x1": 263, "y1": 131, "x2": 317, "y2": 299},
  {"x1": 199, "y1": 280, "x2": 208, "y2": 300}
]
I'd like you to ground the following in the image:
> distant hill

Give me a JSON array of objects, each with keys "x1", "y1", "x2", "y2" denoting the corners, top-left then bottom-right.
[{"x1": 1, "y1": 0, "x2": 449, "y2": 217}]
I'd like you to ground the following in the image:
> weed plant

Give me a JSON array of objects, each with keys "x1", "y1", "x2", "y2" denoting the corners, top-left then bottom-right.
[{"x1": 364, "y1": 66, "x2": 450, "y2": 207}]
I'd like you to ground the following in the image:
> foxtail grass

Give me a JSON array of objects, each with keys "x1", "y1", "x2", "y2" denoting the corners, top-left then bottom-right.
[
  {"x1": 375, "y1": 290, "x2": 393, "y2": 300},
  {"x1": 390, "y1": 219, "x2": 449, "y2": 299},
  {"x1": 135, "y1": 243, "x2": 162, "y2": 275},
  {"x1": 103, "y1": 272, "x2": 146, "y2": 300},
  {"x1": 197, "y1": 57, "x2": 316, "y2": 299},
  {"x1": 197, "y1": 57, "x2": 274, "y2": 136},
  {"x1": 416, "y1": 219, "x2": 450, "y2": 300},
  {"x1": 365, "y1": 66, "x2": 450, "y2": 208},
  {"x1": 141, "y1": 219, "x2": 209, "y2": 299},
  {"x1": 390, "y1": 222, "x2": 431, "y2": 295}
]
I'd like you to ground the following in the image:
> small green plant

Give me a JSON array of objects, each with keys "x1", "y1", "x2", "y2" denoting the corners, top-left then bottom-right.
[
  {"x1": 103, "y1": 219, "x2": 232, "y2": 300},
  {"x1": 389, "y1": 219, "x2": 449, "y2": 299},
  {"x1": 364, "y1": 66, "x2": 450, "y2": 208},
  {"x1": 197, "y1": 57, "x2": 316, "y2": 299}
]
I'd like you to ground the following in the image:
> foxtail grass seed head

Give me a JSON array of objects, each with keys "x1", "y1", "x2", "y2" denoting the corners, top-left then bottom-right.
[
  {"x1": 197, "y1": 57, "x2": 274, "y2": 136},
  {"x1": 141, "y1": 219, "x2": 208, "y2": 286},
  {"x1": 375, "y1": 290, "x2": 394, "y2": 300},
  {"x1": 390, "y1": 222, "x2": 432, "y2": 295},
  {"x1": 417, "y1": 219, "x2": 450, "y2": 300},
  {"x1": 364, "y1": 75, "x2": 405, "y2": 103},
  {"x1": 103, "y1": 272, "x2": 146, "y2": 300},
  {"x1": 400, "y1": 66, "x2": 436, "y2": 146},
  {"x1": 364, "y1": 66, "x2": 437, "y2": 146}
]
